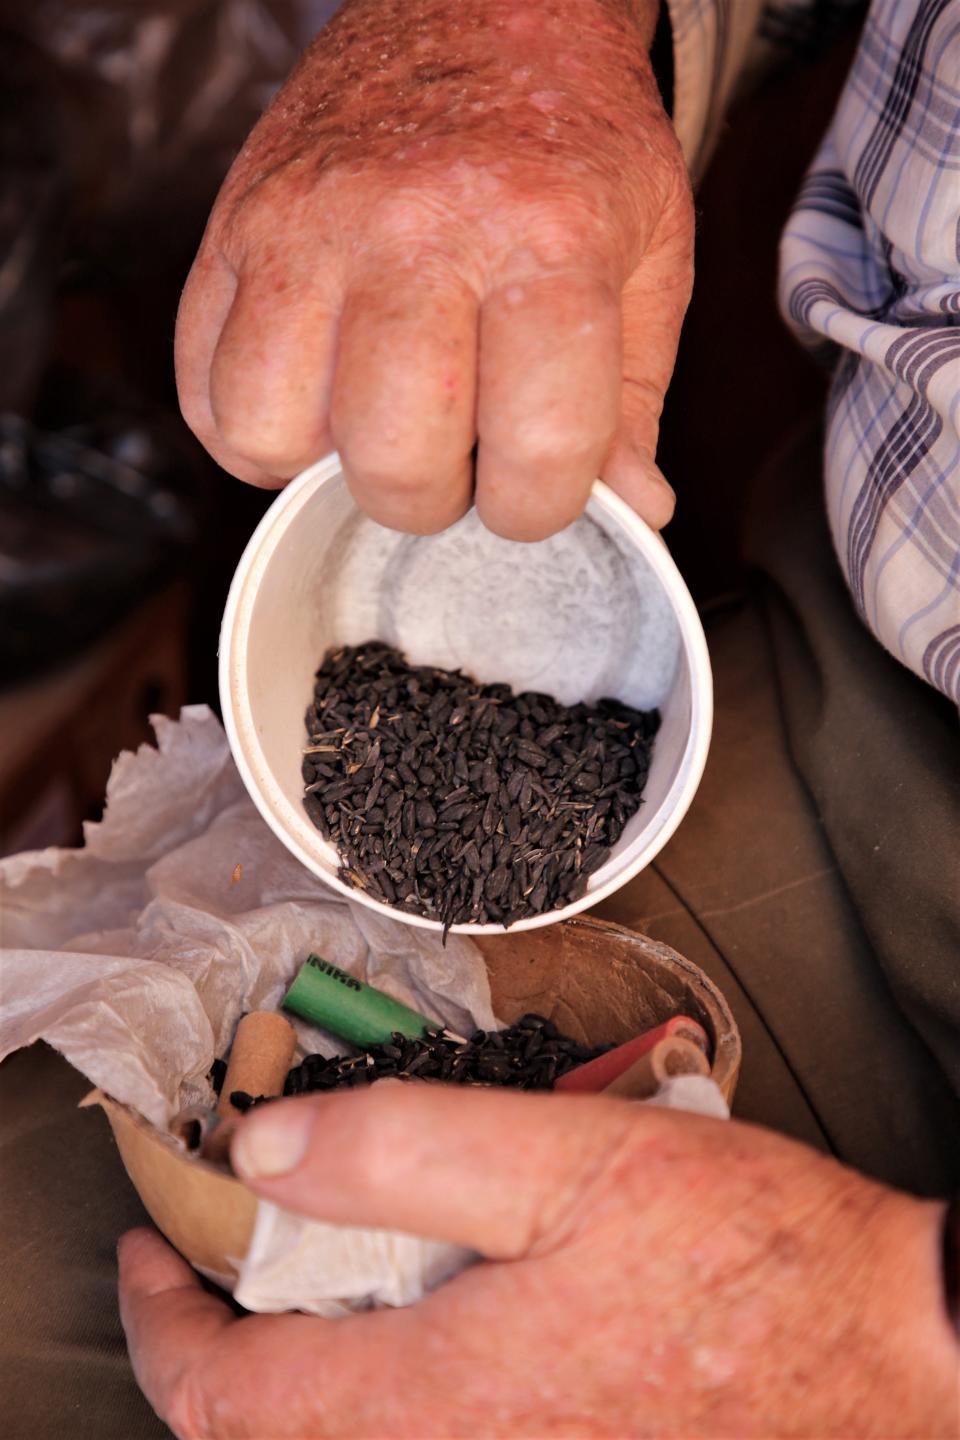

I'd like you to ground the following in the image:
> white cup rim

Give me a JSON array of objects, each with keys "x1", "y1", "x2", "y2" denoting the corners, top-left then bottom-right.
[{"x1": 219, "y1": 456, "x2": 713, "y2": 933}]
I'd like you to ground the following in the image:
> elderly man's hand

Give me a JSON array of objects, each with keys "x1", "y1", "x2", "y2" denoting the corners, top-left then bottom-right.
[
  {"x1": 119, "y1": 1085, "x2": 957, "y2": 1439},
  {"x1": 175, "y1": 0, "x2": 692, "y2": 539}
]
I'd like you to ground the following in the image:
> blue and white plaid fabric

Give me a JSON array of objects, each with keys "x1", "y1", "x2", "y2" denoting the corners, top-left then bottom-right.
[{"x1": 672, "y1": 0, "x2": 959, "y2": 702}]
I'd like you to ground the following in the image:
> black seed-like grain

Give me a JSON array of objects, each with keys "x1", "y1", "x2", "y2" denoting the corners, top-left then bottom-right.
[
  {"x1": 231, "y1": 1015, "x2": 613, "y2": 1108},
  {"x1": 300, "y1": 643, "x2": 658, "y2": 931}
]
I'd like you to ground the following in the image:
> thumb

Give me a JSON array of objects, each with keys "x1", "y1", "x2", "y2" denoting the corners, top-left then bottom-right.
[
  {"x1": 602, "y1": 176, "x2": 695, "y2": 529},
  {"x1": 231, "y1": 1084, "x2": 637, "y2": 1259}
]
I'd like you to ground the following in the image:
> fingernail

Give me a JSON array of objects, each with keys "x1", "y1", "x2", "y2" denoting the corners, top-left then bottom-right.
[{"x1": 232, "y1": 1105, "x2": 313, "y2": 1180}]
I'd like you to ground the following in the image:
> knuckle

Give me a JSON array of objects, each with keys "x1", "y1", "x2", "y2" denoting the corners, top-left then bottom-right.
[
  {"x1": 346, "y1": 477, "x2": 454, "y2": 537},
  {"x1": 493, "y1": 417, "x2": 608, "y2": 474},
  {"x1": 533, "y1": 202, "x2": 600, "y2": 258},
  {"x1": 212, "y1": 420, "x2": 278, "y2": 471},
  {"x1": 218, "y1": 166, "x2": 313, "y2": 267},
  {"x1": 339, "y1": 430, "x2": 433, "y2": 492},
  {"x1": 214, "y1": 411, "x2": 319, "y2": 474},
  {"x1": 366, "y1": 187, "x2": 452, "y2": 244},
  {"x1": 216, "y1": 164, "x2": 344, "y2": 282},
  {"x1": 518, "y1": 439, "x2": 586, "y2": 475},
  {"x1": 493, "y1": 181, "x2": 626, "y2": 277}
]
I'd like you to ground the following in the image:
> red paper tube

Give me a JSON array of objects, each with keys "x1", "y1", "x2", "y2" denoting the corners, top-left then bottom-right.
[{"x1": 555, "y1": 1015, "x2": 710, "y2": 1094}]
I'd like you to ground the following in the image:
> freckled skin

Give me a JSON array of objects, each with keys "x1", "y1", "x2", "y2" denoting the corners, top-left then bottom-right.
[
  {"x1": 118, "y1": 1088, "x2": 959, "y2": 1438},
  {"x1": 175, "y1": 0, "x2": 691, "y2": 539},
  {"x1": 161, "y1": 29, "x2": 960, "y2": 1426}
]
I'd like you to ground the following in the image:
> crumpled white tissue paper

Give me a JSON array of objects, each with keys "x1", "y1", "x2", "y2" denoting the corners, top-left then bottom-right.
[{"x1": 0, "y1": 706, "x2": 727, "y2": 1316}]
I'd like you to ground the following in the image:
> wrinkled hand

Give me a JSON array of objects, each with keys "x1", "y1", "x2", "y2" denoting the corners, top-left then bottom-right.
[
  {"x1": 175, "y1": 0, "x2": 692, "y2": 539},
  {"x1": 120, "y1": 1085, "x2": 957, "y2": 1438}
]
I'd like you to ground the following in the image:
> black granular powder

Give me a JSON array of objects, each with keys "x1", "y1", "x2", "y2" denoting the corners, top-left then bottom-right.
[
  {"x1": 301, "y1": 641, "x2": 659, "y2": 932},
  {"x1": 232, "y1": 1013, "x2": 610, "y2": 1110}
]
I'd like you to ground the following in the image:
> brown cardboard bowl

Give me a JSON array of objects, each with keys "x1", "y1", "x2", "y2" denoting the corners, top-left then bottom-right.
[{"x1": 88, "y1": 918, "x2": 740, "y2": 1286}]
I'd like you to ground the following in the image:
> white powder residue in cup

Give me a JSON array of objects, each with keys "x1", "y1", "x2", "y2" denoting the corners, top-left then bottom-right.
[{"x1": 318, "y1": 503, "x2": 680, "y2": 712}]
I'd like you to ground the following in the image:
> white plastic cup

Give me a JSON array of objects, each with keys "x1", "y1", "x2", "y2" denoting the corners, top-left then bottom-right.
[{"x1": 220, "y1": 455, "x2": 712, "y2": 933}]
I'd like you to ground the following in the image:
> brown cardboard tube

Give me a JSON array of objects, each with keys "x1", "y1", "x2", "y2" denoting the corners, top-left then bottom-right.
[
  {"x1": 603, "y1": 1036, "x2": 710, "y2": 1100},
  {"x1": 217, "y1": 1011, "x2": 298, "y2": 1119}
]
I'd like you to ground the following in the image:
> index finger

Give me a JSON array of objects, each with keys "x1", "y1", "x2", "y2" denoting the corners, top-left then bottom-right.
[
  {"x1": 118, "y1": 1228, "x2": 235, "y2": 1433},
  {"x1": 118, "y1": 1226, "x2": 444, "y2": 1438},
  {"x1": 175, "y1": 250, "x2": 279, "y2": 488}
]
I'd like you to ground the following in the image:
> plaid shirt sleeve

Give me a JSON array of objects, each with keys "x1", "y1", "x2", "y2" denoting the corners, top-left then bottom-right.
[{"x1": 668, "y1": 0, "x2": 960, "y2": 704}]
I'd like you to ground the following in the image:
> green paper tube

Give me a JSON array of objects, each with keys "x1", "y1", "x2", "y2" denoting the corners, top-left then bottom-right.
[{"x1": 282, "y1": 955, "x2": 442, "y2": 1047}]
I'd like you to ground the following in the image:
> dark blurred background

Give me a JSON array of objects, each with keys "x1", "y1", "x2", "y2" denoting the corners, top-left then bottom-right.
[{"x1": 0, "y1": 1, "x2": 854, "y2": 857}]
